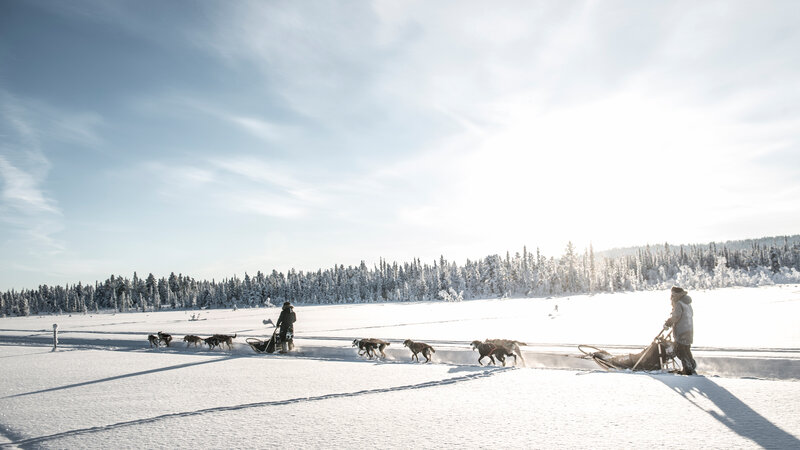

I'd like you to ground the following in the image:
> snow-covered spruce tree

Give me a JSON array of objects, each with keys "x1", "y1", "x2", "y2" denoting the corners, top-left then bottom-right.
[
  {"x1": 438, "y1": 287, "x2": 464, "y2": 302},
  {"x1": 145, "y1": 273, "x2": 157, "y2": 308},
  {"x1": 156, "y1": 278, "x2": 168, "y2": 310},
  {"x1": 561, "y1": 241, "x2": 580, "y2": 293},
  {"x1": 20, "y1": 293, "x2": 30, "y2": 316},
  {"x1": 168, "y1": 272, "x2": 181, "y2": 309},
  {"x1": 771, "y1": 250, "x2": 780, "y2": 274},
  {"x1": 242, "y1": 273, "x2": 253, "y2": 306},
  {"x1": 588, "y1": 244, "x2": 597, "y2": 293}
]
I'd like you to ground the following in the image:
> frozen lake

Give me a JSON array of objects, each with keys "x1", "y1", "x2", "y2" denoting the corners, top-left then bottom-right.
[{"x1": 1, "y1": 285, "x2": 798, "y2": 448}]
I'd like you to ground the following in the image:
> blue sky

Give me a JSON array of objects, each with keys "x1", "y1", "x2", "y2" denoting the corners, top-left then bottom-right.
[{"x1": 1, "y1": 0, "x2": 799, "y2": 291}]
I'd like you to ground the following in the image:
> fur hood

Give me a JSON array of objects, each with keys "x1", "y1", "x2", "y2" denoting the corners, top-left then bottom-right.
[{"x1": 671, "y1": 287, "x2": 690, "y2": 303}]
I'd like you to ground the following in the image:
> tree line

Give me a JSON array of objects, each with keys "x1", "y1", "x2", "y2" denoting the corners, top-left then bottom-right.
[{"x1": 2, "y1": 235, "x2": 799, "y2": 316}]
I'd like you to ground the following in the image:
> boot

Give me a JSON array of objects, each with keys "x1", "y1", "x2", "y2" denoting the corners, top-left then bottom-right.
[
  {"x1": 279, "y1": 341, "x2": 288, "y2": 354},
  {"x1": 288, "y1": 340, "x2": 294, "y2": 351}
]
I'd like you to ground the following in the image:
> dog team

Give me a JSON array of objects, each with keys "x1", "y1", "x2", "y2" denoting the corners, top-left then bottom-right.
[
  {"x1": 148, "y1": 332, "x2": 524, "y2": 366},
  {"x1": 353, "y1": 337, "x2": 526, "y2": 366},
  {"x1": 147, "y1": 331, "x2": 237, "y2": 350}
]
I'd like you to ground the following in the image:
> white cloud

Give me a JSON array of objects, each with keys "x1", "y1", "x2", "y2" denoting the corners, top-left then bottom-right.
[
  {"x1": 210, "y1": 158, "x2": 299, "y2": 190},
  {"x1": 183, "y1": 98, "x2": 289, "y2": 143},
  {"x1": 144, "y1": 156, "x2": 330, "y2": 219},
  {"x1": 0, "y1": 92, "x2": 64, "y2": 217},
  {"x1": 0, "y1": 92, "x2": 70, "y2": 265},
  {"x1": 53, "y1": 112, "x2": 104, "y2": 147},
  {"x1": 228, "y1": 116, "x2": 282, "y2": 142},
  {"x1": 0, "y1": 156, "x2": 60, "y2": 215}
]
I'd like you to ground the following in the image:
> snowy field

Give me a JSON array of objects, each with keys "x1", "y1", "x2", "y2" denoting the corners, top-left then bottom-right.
[{"x1": 1, "y1": 285, "x2": 799, "y2": 448}]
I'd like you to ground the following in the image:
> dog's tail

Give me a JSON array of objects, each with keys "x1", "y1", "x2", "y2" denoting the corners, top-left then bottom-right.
[
  {"x1": 516, "y1": 347, "x2": 526, "y2": 366},
  {"x1": 430, "y1": 347, "x2": 436, "y2": 353},
  {"x1": 233, "y1": 334, "x2": 237, "y2": 339}
]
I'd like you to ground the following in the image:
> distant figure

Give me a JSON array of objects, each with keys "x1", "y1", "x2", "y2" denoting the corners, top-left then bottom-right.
[
  {"x1": 664, "y1": 286, "x2": 696, "y2": 375},
  {"x1": 554, "y1": 304, "x2": 559, "y2": 313},
  {"x1": 276, "y1": 301, "x2": 297, "y2": 353}
]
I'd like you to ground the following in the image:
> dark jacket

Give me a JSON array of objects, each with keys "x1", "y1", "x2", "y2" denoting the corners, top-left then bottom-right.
[
  {"x1": 666, "y1": 295, "x2": 693, "y2": 345},
  {"x1": 276, "y1": 306, "x2": 296, "y2": 334}
]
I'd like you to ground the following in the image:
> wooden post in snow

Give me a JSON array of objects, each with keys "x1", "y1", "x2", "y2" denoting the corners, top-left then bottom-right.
[{"x1": 52, "y1": 323, "x2": 58, "y2": 350}]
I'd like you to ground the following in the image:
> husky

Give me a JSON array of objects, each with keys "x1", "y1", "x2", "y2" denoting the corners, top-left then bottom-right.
[
  {"x1": 147, "y1": 334, "x2": 160, "y2": 348},
  {"x1": 352, "y1": 338, "x2": 390, "y2": 359},
  {"x1": 353, "y1": 338, "x2": 378, "y2": 358},
  {"x1": 157, "y1": 331, "x2": 173, "y2": 347},
  {"x1": 183, "y1": 335, "x2": 203, "y2": 347},
  {"x1": 204, "y1": 336, "x2": 220, "y2": 350},
  {"x1": 365, "y1": 338, "x2": 390, "y2": 359},
  {"x1": 470, "y1": 340, "x2": 516, "y2": 366},
  {"x1": 211, "y1": 334, "x2": 237, "y2": 350},
  {"x1": 403, "y1": 339, "x2": 435, "y2": 363},
  {"x1": 486, "y1": 339, "x2": 526, "y2": 366}
]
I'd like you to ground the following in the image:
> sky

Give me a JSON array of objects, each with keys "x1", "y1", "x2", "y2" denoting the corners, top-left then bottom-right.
[{"x1": 1, "y1": 0, "x2": 799, "y2": 291}]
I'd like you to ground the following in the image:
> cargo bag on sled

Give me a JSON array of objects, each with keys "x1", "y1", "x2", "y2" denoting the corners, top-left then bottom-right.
[
  {"x1": 246, "y1": 330, "x2": 279, "y2": 354},
  {"x1": 579, "y1": 327, "x2": 679, "y2": 372}
]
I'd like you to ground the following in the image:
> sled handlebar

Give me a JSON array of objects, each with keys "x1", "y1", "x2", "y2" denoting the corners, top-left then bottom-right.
[{"x1": 632, "y1": 326, "x2": 674, "y2": 370}]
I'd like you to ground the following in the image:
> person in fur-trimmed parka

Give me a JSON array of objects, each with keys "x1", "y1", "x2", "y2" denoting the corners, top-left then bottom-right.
[
  {"x1": 664, "y1": 286, "x2": 696, "y2": 375},
  {"x1": 276, "y1": 302, "x2": 296, "y2": 354}
]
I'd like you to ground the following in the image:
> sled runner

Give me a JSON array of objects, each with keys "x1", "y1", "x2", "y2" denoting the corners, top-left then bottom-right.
[{"x1": 579, "y1": 327, "x2": 679, "y2": 372}]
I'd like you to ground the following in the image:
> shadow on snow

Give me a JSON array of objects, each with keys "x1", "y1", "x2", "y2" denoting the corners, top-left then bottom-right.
[
  {"x1": 650, "y1": 374, "x2": 800, "y2": 449},
  {"x1": 2, "y1": 356, "x2": 236, "y2": 400}
]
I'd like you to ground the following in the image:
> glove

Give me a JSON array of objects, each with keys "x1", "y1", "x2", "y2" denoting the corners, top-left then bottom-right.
[{"x1": 663, "y1": 321, "x2": 671, "y2": 329}]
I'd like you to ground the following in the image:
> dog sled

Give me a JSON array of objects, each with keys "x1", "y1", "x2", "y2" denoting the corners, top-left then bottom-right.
[
  {"x1": 579, "y1": 327, "x2": 679, "y2": 372},
  {"x1": 246, "y1": 329, "x2": 279, "y2": 354}
]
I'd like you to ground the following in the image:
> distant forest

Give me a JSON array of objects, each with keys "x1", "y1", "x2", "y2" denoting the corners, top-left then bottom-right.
[{"x1": 2, "y1": 235, "x2": 799, "y2": 316}]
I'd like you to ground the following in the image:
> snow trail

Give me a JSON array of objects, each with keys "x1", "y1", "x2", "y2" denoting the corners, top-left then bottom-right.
[{"x1": 1, "y1": 367, "x2": 509, "y2": 449}]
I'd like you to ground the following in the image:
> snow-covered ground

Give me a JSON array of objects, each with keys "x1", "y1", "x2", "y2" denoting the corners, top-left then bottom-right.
[{"x1": 1, "y1": 285, "x2": 798, "y2": 448}]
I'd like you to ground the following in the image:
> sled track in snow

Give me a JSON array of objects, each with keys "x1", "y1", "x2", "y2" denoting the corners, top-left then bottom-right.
[{"x1": 0, "y1": 368, "x2": 510, "y2": 449}]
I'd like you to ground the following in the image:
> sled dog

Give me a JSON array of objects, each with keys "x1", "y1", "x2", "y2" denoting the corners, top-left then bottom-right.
[
  {"x1": 183, "y1": 335, "x2": 203, "y2": 347},
  {"x1": 353, "y1": 338, "x2": 378, "y2": 358},
  {"x1": 470, "y1": 340, "x2": 516, "y2": 366},
  {"x1": 365, "y1": 338, "x2": 390, "y2": 359},
  {"x1": 352, "y1": 338, "x2": 390, "y2": 359},
  {"x1": 403, "y1": 339, "x2": 435, "y2": 363},
  {"x1": 157, "y1": 331, "x2": 173, "y2": 347},
  {"x1": 204, "y1": 335, "x2": 220, "y2": 350},
  {"x1": 486, "y1": 339, "x2": 526, "y2": 366},
  {"x1": 211, "y1": 334, "x2": 237, "y2": 350}
]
